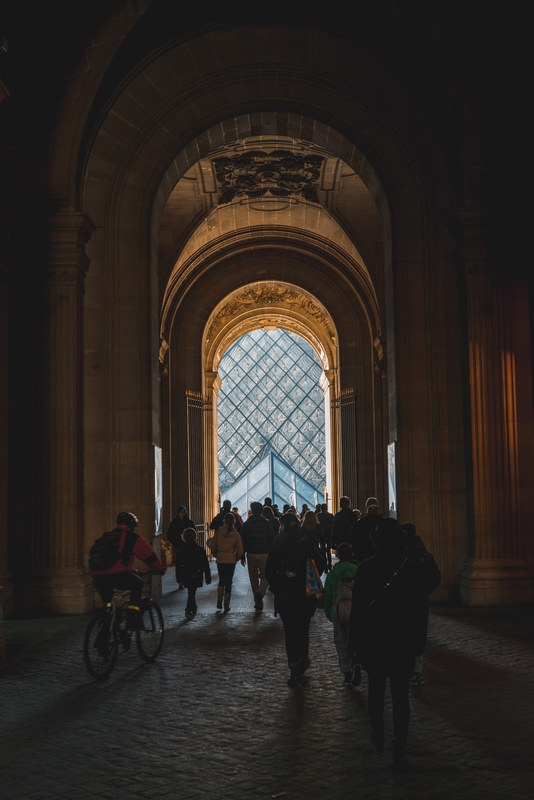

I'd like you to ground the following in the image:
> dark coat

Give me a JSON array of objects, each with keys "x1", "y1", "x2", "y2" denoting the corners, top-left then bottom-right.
[
  {"x1": 176, "y1": 540, "x2": 211, "y2": 588},
  {"x1": 317, "y1": 510, "x2": 334, "y2": 546},
  {"x1": 405, "y1": 534, "x2": 441, "y2": 595},
  {"x1": 265, "y1": 530, "x2": 327, "y2": 617},
  {"x1": 302, "y1": 523, "x2": 330, "y2": 569},
  {"x1": 210, "y1": 510, "x2": 242, "y2": 533},
  {"x1": 241, "y1": 513, "x2": 275, "y2": 554},
  {"x1": 349, "y1": 514, "x2": 381, "y2": 563},
  {"x1": 167, "y1": 507, "x2": 195, "y2": 548},
  {"x1": 331, "y1": 508, "x2": 358, "y2": 548},
  {"x1": 348, "y1": 553, "x2": 428, "y2": 675}
]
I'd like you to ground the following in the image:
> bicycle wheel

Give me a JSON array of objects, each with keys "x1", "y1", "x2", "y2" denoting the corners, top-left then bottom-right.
[
  {"x1": 83, "y1": 611, "x2": 118, "y2": 680},
  {"x1": 136, "y1": 600, "x2": 164, "y2": 662}
]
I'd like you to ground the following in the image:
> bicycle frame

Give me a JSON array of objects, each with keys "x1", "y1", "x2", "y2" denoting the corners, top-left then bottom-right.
[{"x1": 84, "y1": 571, "x2": 164, "y2": 680}]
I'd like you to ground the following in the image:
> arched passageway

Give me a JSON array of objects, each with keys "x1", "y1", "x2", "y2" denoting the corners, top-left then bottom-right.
[{"x1": 2, "y1": 12, "x2": 533, "y2": 621}]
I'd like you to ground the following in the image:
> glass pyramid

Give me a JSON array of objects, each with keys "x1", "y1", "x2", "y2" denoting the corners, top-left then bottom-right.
[
  {"x1": 218, "y1": 328, "x2": 326, "y2": 494},
  {"x1": 222, "y1": 450, "x2": 324, "y2": 512}
]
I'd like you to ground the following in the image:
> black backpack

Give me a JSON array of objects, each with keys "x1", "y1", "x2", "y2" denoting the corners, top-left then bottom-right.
[{"x1": 88, "y1": 528, "x2": 136, "y2": 571}]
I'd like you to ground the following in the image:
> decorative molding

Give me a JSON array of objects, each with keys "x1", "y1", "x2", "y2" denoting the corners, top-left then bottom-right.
[
  {"x1": 205, "y1": 284, "x2": 335, "y2": 351},
  {"x1": 159, "y1": 337, "x2": 169, "y2": 364},
  {"x1": 44, "y1": 263, "x2": 87, "y2": 292},
  {"x1": 160, "y1": 225, "x2": 379, "y2": 343},
  {"x1": 212, "y1": 150, "x2": 325, "y2": 205}
]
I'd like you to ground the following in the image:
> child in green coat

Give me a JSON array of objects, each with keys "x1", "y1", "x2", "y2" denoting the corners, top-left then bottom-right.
[{"x1": 323, "y1": 542, "x2": 360, "y2": 687}]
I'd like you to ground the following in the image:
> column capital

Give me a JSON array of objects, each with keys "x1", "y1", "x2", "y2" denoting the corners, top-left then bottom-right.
[
  {"x1": 324, "y1": 368, "x2": 337, "y2": 387},
  {"x1": 33, "y1": 212, "x2": 96, "y2": 291},
  {"x1": 205, "y1": 371, "x2": 222, "y2": 393},
  {"x1": 31, "y1": 212, "x2": 96, "y2": 274}
]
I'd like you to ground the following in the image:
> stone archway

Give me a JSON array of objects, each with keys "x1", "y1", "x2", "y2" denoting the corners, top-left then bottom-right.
[{"x1": 202, "y1": 282, "x2": 340, "y2": 522}]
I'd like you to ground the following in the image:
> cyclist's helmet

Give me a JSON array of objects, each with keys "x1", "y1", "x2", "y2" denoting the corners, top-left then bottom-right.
[{"x1": 116, "y1": 512, "x2": 138, "y2": 530}]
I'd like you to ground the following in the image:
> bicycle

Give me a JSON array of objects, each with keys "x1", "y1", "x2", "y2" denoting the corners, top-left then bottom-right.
[{"x1": 84, "y1": 571, "x2": 164, "y2": 681}]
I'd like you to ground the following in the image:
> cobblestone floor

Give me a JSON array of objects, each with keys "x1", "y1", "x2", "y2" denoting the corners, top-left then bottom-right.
[{"x1": 1, "y1": 565, "x2": 534, "y2": 800}]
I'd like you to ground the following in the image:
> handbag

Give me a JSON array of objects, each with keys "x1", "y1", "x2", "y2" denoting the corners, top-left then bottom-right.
[
  {"x1": 206, "y1": 536, "x2": 216, "y2": 554},
  {"x1": 305, "y1": 558, "x2": 324, "y2": 607},
  {"x1": 160, "y1": 537, "x2": 173, "y2": 567}
]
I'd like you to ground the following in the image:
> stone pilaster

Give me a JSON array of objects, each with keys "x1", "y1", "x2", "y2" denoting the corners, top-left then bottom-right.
[
  {"x1": 325, "y1": 368, "x2": 340, "y2": 511},
  {"x1": 23, "y1": 213, "x2": 96, "y2": 614},
  {"x1": 204, "y1": 371, "x2": 221, "y2": 522},
  {"x1": 458, "y1": 210, "x2": 534, "y2": 604},
  {"x1": 0, "y1": 239, "x2": 14, "y2": 620}
]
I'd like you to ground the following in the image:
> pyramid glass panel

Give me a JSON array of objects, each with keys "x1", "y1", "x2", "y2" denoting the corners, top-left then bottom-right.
[
  {"x1": 218, "y1": 329, "x2": 326, "y2": 492},
  {"x1": 222, "y1": 452, "x2": 324, "y2": 511}
]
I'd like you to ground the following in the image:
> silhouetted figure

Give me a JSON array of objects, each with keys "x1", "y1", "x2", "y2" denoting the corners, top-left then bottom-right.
[
  {"x1": 175, "y1": 528, "x2": 211, "y2": 619},
  {"x1": 210, "y1": 499, "x2": 242, "y2": 533},
  {"x1": 317, "y1": 502, "x2": 334, "y2": 555},
  {"x1": 241, "y1": 501, "x2": 275, "y2": 611},
  {"x1": 167, "y1": 506, "x2": 195, "y2": 586},
  {"x1": 265, "y1": 513, "x2": 326, "y2": 686},
  {"x1": 301, "y1": 510, "x2": 331, "y2": 571},
  {"x1": 348, "y1": 518, "x2": 428, "y2": 771},
  {"x1": 331, "y1": 496, "x2": 358, "y2": 550},
  {"x1": 349, "y1": 505, "x2": 382, "y2": 563},
  {"x1": 401, "y1": 522, "x2": 441, "y2": 685},
  {"x1": 262, "y1": 504, "x2": 280, "y2": 535}
]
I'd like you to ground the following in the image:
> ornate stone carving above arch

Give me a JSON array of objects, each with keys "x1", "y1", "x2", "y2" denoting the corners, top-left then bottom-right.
[{"x1": 203, "y1": 281, "x2": 338, "y2": 377}]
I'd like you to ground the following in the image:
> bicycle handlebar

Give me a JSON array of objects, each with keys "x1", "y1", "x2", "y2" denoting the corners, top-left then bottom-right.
[{"x1": 132, "y1": 569, "x2": 165, "y2": 580}]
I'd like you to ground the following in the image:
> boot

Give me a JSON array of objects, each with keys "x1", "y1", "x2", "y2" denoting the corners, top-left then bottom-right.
[
  {"x1": 224, "y1": 593, "x2": 231, "y2": 611},
  {"x1": 216, "y1": 587, "x2": 224, "y2": 609}
]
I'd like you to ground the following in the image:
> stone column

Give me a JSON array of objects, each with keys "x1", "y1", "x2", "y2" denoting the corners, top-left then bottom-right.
[
  {"x1": 205, "y1": 371, "x2": 222, "y2": 523},
  {"x1": 326, "y1": 369, "x2": 340, "y2": 511},
  {"x1": 459, "y1": 211, "x2": 534, "y2": 604},
  {"x1": 1, "y1": 80, "x2": 14, "y2": 637},
  {"x1": 0, "y1": 218, "x2": 14, "y2": 623},
  {"x1": 23, "y1": 213, "x2": 96, "y2": 614}
]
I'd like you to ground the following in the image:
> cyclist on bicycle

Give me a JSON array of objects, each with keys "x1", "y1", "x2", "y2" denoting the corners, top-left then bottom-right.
[{"x1": 90, "y1": 512, "x2": 165, "y2": 624}]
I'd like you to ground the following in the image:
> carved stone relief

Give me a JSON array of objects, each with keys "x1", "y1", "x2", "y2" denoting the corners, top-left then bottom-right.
[
  {"x1": 205, "y1": 284, "x2": 336, "y2": 354},
  {"x1": 212, "y1": 150, "x2": 324, "y2": 205}
]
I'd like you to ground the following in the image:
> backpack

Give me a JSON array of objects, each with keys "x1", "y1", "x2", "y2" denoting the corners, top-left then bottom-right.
[
  {"x1": 334, "y1": 577, "x2": 354, "y2": 624},
  {"x1": 88, "y1": 529, "x2": 136, "y2": 571},
  {"x1": 420, "y1": 552, "x2": 441, "y2": 595}
]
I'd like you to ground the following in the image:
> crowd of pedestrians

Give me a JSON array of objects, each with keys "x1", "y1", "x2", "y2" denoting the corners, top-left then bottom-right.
[{"x1": 163, "y1": 494, "x2": 440, "y2": 771}]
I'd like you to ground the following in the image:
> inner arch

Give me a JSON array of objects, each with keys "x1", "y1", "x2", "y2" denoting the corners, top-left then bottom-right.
[{"x1": 203, "y1": 281, "x2": 338, "y2": 377}]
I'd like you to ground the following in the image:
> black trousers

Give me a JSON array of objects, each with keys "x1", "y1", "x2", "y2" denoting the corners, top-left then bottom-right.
[
  {"x1": 217, "y1": 562, "x2": 236, "y2": 593},
  {"x1": 93, "y1": 572, "x2": 143, "y2": 607},
  {"x1": 185, "y1": 584, "x2": 198, "y2": 613},
  {"x1": 280, "y1": 602, "x2": 315, "y2": 670},
  {"x1": 367, "y1": 669, "x2": 411, "y2": 750}
]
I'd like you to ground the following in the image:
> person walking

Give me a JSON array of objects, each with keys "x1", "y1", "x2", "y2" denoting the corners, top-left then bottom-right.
[
  {"x1": 175, "y1": 528, "x2": 212, "y2": 619},
  {"x1": 348, "y1": 518, "x2": 428, "y2": 771},
  {"x1": 265, "y1": 513, "x2": 326, "y2": 687},
  {"x1": 231, "y1": 507, "x2": 244, "y2": 527},
  {"x1": 323, "y1": 542, "x2": 359, "y2": 687},
  {"x1": 166, "y1": 506, "x2": 195, "y2": 587},
  {"x1": 301, "y1": 510, "x2": 331, "y2": 571},
  {"x1": 349, "y1": 504, "x2": 382, "y2": 564},
  {"x1": 262, "y1": 504, "x2": 280, "y2": 535},
  {"x1": 317, "y1": 503, "x2": 334, "y2": 554},
  {"x1": 400, "y1": 522, "x2": 441, "y2": 685},
  {"x1": 241, "y1": 501, "x2": 276, "y2": 610},
  {"x1": 211, "y1": 512, "x2": 244, "y2": 611},
  {"x1": 331, "y1": 496, "x2": 358, "y2": 551},
  {"x1": 210, "y1": 499, "x2": 242, "y2": 533}
]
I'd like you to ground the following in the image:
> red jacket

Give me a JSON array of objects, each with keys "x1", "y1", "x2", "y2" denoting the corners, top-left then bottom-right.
[{"x1": 89, "y1": 524, "x2": 164, "y2": 577}]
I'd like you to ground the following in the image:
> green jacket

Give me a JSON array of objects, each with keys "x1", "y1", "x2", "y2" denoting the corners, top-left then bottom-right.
[{"x1": 323, "y1": 559, "x2": 358, "y2": 621}]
